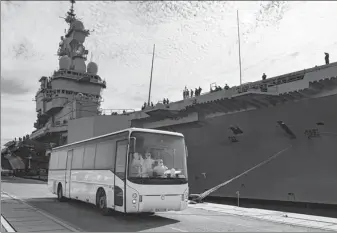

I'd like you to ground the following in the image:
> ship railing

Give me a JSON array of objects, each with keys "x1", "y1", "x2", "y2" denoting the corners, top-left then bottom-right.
[
  {"x1": 99, "y1": 108, "x2": 135, "y2": 116},
  {"x1": 30, "y1": 127, "x2": 47, "y2": 139},
  {"x1": 29, "y1": 122, "x2": 66, "y2": 139},
  {"x1": 188, "y1": 72, "x2": 308, "y2": 102},
  {"x1": 52, "y1": 70, "x2": 106, "y2": 87},
  {"x1": 235, "y1": 83, "x2": 280, "y2": 94}
]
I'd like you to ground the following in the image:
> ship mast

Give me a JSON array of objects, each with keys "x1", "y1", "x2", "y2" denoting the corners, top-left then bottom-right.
[
  {"x1": 65, "y1": 0, "x2": 77, "y2": 24},
  {"x1": 237, "y1": 10, "x2": 243, "y2": 86},
  {"x1": 147, "y1": 44, "x2": 156, "y2": 106}
]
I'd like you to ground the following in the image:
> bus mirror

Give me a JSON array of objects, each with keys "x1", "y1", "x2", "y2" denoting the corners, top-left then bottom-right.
[
  {"x1": 186, "y1": 146, "x2": 188, "y2": 157},
  {"x1": 129, "y1": 137, "x2": 136, "y2": 153}
]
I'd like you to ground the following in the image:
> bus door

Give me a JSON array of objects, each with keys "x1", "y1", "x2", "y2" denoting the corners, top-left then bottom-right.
[
  {"x1": 114, "y1": 140, "x2": 128, "y2": 212},
  {"x1": 65, "y1": 149, "x2": 73, "y2": 198}
]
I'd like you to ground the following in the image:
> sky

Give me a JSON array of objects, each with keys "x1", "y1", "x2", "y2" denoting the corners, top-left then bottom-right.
[{"x1": 1, "y1": 1, "x2": 337, "y2": 146}]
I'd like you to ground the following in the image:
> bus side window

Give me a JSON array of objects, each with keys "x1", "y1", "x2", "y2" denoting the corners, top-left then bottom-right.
[
  {"x1": 57, "y1": 151, "x2": 67, "y2": 169},
  {"x1": 72, "y1": 147, "x2": 84, "y2": 169},
  {"x1": 83, "y1": 144, "x2": 96, "y2": 169},
  {"x1": 95, "y1": 140, "x2": 115, "y2": 170},
  {"x1": 115, "y1": 140, "x2": 128, "y2": 180}
]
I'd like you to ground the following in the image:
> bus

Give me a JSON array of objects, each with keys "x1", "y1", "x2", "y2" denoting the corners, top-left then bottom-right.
[{"x1": 47, "y1": 128, "x2": 189, "y2": 215}]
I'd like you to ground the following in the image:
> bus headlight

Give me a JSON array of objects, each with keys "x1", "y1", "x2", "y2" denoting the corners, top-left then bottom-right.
[
  {"x1": 184, "y1": 190, "x2": 188, "y2": 201},
  {"x1": 132, "y1": 199, "x2": 137, "y2": 204},
  {"x1": 132, "y1": 193, "x2": 137, "y2": 198}
]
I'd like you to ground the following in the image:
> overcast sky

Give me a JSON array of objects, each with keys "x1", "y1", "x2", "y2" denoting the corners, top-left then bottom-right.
[{"x1": 1, "y1": 1, "x2": 337, "y2": 146}]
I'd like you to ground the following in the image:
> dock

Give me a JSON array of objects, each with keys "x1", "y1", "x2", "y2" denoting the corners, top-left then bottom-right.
[{"x1": 2, "y1": 176, "x2": 337, "y2": 232}]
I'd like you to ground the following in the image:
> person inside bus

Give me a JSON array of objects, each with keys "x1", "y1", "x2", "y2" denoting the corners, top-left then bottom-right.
[
  {"x1": 153, "y1": 159, "x2": 168, "y2": 177},
  {"x1": 130, "y1": 152, "x2": 144, "y2": 177},
  {"x1": 142, "y1": 152, "x2": 155, "y2": 176}
]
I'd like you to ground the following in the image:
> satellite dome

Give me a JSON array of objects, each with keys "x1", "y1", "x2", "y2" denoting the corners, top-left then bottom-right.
[
  {"x1": 59, "y1": 56, "x2": 71, "y2": 70},
  {"x1": 73, "y1": 58, "x2": 86, "y2": 72},
  {"x1": 87, "y1": 62, "x2": 98, "y2": 75},
  {"x1": 71, "y1": 20, "x2": 84, "y2": 31}
]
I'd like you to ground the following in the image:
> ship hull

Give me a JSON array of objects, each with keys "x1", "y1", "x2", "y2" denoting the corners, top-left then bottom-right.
[{"x1": 160, "y1": 94, "x2": 337, "y2": 205}]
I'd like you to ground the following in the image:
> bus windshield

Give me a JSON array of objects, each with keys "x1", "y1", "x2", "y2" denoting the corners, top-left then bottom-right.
[{"x1": 128, "y1": 131, "x2": 188, "y2": 184}]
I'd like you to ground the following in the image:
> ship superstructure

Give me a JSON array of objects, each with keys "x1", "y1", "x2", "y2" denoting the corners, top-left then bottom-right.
[
  {"x1": 1, "y1": 0, "x2": 106, "y2": 170},
  {"x1": 31, "y1": 0, "x2": 106, "y2": 147}
]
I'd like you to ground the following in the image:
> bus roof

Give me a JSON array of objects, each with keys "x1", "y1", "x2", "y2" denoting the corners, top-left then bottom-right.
[{"x1": 53, "y1": 127, "x2": 184, "y2": 151}]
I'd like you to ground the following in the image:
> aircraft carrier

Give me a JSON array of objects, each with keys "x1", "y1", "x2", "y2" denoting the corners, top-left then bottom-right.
[{"x1": 2, "y1": 1, "x2": 337, "y2": 209}]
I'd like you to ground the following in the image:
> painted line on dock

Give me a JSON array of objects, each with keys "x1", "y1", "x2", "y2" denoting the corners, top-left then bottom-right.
[
  {"x1": 1, "y1": 215, "x2": 16, "y2": 232},
  {"x1": 1, "y1": 191, "x2": 82, "y2": 232}
]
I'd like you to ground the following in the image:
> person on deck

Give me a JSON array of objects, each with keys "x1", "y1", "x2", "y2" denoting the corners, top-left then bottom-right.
[{"x1": 325, "y1": 52, "x2": 330, "y2": 65}]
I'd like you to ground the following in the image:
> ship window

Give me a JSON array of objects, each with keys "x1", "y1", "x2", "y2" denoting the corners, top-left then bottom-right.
[
  {"x1": 95, "y1": 140, "x2": 115, "y2": 170},
  {"x1": 72, "y1": 147, "x2": 84, "y2": 169},
  {"x1": 83, "y1": 144, "x2": 96, "y2": 169},
  {"x1": 57, "y1": 151, "x2": 67, "y2": 169},
  {"x1": 62, "y1": 90, "x2": 65, "y2": 94},
  {"x1": 57, "y1": 90, "x2": 60, "y2": 93}
]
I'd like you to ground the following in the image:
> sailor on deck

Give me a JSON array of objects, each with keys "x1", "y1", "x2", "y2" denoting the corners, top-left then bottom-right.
[{"x1": 325, "y1": 52, "x2": 330, "y2": 65}]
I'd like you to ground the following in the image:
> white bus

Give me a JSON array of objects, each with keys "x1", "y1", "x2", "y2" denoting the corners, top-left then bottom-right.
[{"x1": 48, "y1": 128, "x2": 189, "y2": 215}]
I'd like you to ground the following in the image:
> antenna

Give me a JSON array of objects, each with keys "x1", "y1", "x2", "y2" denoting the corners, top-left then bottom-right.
[
  {"x1": 69, "y1": 0, "x2": 75, "y2": 16},
  {"x1": 237, "y1": 10, "x2": 243, "y2": 86},
  {"x1": 147, "y1": 44, "x2": 156, "y2": 106}
]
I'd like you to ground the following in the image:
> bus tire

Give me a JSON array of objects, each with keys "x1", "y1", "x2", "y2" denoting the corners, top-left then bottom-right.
[
  {"x1": 97, "y1": 188, "x2": 111, "y2": 216},
  {"x1": 57, "y1": 184, "x2": 66, "y2": 202}
]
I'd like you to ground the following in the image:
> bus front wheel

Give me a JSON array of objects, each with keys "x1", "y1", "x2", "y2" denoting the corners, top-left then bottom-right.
[{"x1": 97, "y1": 189, "x2": 111, "y2": 216}]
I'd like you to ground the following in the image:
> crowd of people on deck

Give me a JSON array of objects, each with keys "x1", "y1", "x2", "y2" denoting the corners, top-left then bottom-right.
[
  {"x1": 141, "y1": 98, "x2": 170, "y2": 110},
  {"x1": 162, "y1": 98, "x2": 170, "y2": 104},
  {"x1": 183, "y1": 86, "x2": 202, "y2": 99},
  {"x1": 102, "y1": 110, "x2": 128, "y2": 116},
  {"x1": 210, "y1": 84, "x2": 230, "y2": 93}
]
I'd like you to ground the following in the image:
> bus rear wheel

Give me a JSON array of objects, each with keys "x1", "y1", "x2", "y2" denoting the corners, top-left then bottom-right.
[
  {"x1": 97, "y1": 189, "x2": 111, "y2": 216},
  {"x1": 57, "y1": 184, "x2": 66, "y2": 202}
]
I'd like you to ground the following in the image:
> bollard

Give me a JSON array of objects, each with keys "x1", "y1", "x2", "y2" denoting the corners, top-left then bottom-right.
[{"x1": 236, "y1": 191, "x2": 240, "y2": 207}]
